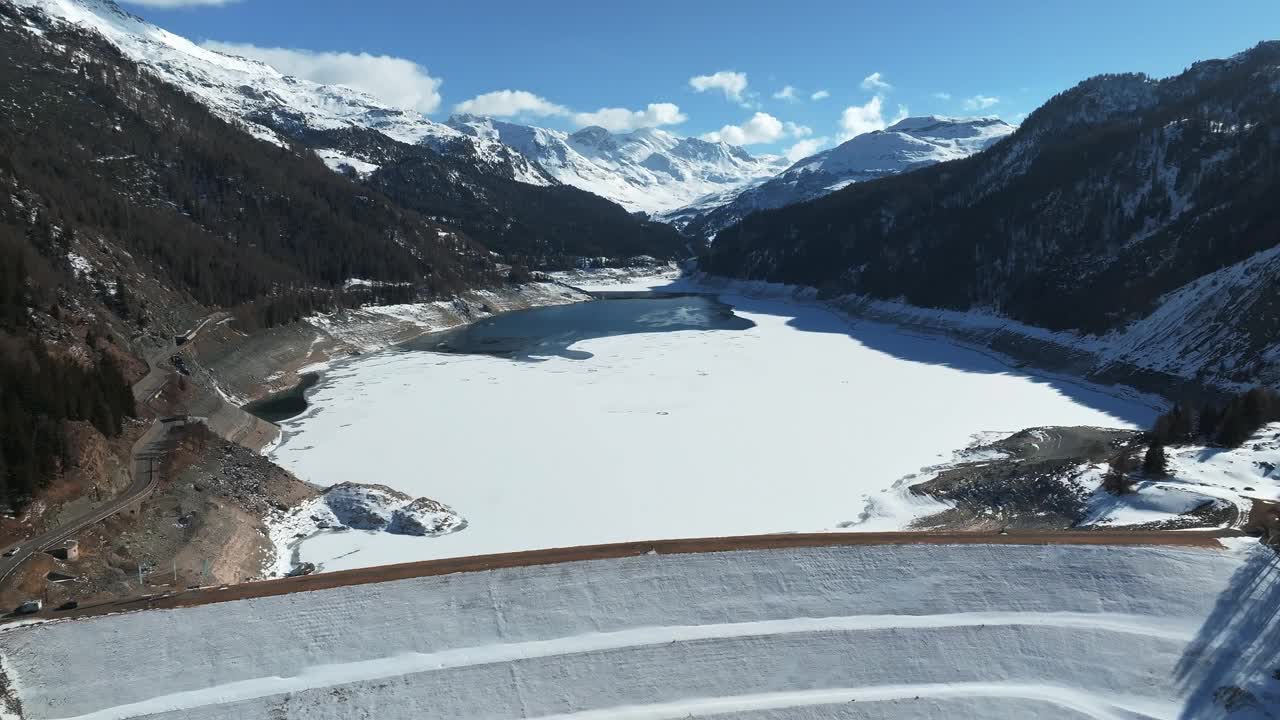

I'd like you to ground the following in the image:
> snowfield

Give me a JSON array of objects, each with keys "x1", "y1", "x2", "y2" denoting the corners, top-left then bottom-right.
[
  {"x1": 1080, "y1": 425, "x2": 1280, "y2": 529},
  {"x1": 269, "y1": 273, "x2": 1157, "y2": 572},
  {"x1": 0, "y1": 542, "x2": 1276, "y2": 719}
]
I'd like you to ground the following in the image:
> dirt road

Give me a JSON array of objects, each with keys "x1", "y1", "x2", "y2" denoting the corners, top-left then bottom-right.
[{"x1": 26, "y1": 528, "x2": 1235, "y2": 623}]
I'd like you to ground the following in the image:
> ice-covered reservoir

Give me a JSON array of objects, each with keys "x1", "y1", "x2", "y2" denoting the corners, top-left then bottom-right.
[
  {"x1": 270, "y1": 274, "x2": 1160, "y2": 570},
  {"x1": 0, "y1": 541, "x2": 1276, "y2": 719}
]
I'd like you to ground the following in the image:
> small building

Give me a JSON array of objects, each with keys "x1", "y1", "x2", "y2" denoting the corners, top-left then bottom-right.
[{"x1": 47, "y1": 540, "x2": 79, "y2": 562}]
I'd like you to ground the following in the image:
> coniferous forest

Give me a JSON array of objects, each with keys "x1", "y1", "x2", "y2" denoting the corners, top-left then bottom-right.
[{"x1": 0, "y1": 13, "x2": 499, "y2": 510}]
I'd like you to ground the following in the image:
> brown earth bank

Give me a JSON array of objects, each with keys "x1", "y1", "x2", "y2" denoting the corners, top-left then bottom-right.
[
  {"x1": 5, "y1": 528, "x2": 1239, "y2": 624},
  {"x1": 908, "y1": 426, "x2": 1141, "y2": 531},
  {"x1": 188, "y1": 282, "x2": 590, "y2": 407},
  {"x1": 0, "y1": 425, "x2": 314, "y2": 610},
  {"x1": 0, "y1": 281, "x2": 589, "y2": 608},
  {"x1": 0, "y1": 420, "x2": 139, "y2": 549}
]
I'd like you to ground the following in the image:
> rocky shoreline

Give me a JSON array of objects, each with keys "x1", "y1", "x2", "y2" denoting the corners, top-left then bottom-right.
[
  {"x1": 177, "y1": 281, "x2": 593, "y2": 578},
  {"x1": 4, "y1": 281, "x2": 599, "y2": 605}
]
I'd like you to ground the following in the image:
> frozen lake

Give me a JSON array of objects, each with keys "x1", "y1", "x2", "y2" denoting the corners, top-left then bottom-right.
[{"x1": 270, "y1": 276, "x2": 1159, "y2": 571}]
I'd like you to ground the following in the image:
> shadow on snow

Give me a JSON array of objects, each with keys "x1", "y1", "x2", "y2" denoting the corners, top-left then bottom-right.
[
  {"x1": 1174, "y1": 548, "x2": 1280, "y2": 719},
  {"x1": 640, "y1": 275, "x2": 1160, "y2": 426}
]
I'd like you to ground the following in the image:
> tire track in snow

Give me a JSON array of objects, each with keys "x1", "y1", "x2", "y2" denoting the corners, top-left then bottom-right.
[
  {"x1": 50, "y1": 612, "x2": 1196, "y2": 720},
  {"x1": 528, "y1": 683, "x2": 1181, "y2": 720}
]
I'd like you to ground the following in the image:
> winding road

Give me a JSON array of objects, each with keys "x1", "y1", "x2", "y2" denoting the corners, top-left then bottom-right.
[
  {"x1": 0, "y1": 314, "x2": 223, "y2": 591},
  {"x1": 0, "y1": 420, "x2": 176, "y2": 586}
]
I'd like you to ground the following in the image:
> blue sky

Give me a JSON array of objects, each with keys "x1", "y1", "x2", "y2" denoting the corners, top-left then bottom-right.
[{"x1": 128, "y1": 0, "x2": 1279, "y2": 158}]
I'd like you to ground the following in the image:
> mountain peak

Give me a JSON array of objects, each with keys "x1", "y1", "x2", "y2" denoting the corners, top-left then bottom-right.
[
  {"x1": 885, "y1": 115, "x2": 1012, "y2": 135},
  {"x1": 568, "y1": 125, "x2": 616, "y2": 148}
]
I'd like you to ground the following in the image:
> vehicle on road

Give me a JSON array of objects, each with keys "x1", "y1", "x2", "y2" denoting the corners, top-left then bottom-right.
[
  {"x1": 14, "y1": 600, "x2": 42, "y2": 615},
  {"x1": 3, "y1": 546, "x2": 18, "y2": 557},
  {"x1": 56, "y1": 600, "x2": 79, "y2": 611}
]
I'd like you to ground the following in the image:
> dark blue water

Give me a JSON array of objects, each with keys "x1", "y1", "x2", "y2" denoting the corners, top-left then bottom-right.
[{"x1": 403, "y1": 293, "x2": 754, "y2": 360}]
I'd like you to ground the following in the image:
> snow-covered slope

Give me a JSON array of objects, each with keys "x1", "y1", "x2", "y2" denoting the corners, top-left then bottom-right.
[
  {"x1": 1, "y1": 542, "x2": 1275, "y2": 719},
  {"x1": 792, "y1": 116, "x2": 1014, "y2": 181},
  {"x1": 681, "y1": 116, "x2": 1014, "y2": 236},
  {"x1": 448, "y1": 114, "x2": 789, "y2": 214},
  {"x1": 9, "y1": 0, "x2": 552, "y2": 185}
]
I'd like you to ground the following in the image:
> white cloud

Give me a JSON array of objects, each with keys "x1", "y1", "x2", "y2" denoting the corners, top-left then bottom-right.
[
  {"x1": 784, "y1": 137, "x2": 829, "y2": 162},
  {"x1": 203, "y1": 42, "x2": 442, "y2": 113},
  {"x1": 810, "y1": 89, "x2": 830, "y2": 101},
  {"x1": 773, "y1": 85, "x2": 798, "y2": 102},
  {"x1": 452, "y1": 91, "x2": 684, "y2": 132},
  {"x1": 963, "y1": 95, "x2": 1000, "y2": 110},
  {"x1": 932, "y1": 92, "x2": 952, "y2": 101},
  {"x1": 689, "y1": 71, "x2": 749, "y2": 103},
  {"x1": 454, "y1": 90, "x2": 568, "y2": 118},
  {"x1": 784, "y1": 121, "x2": 813, "y2": 138},
  {"x1": 122, "y1": 0, "x2": 237, "y2": 6},
  {"x1": 839, "y1": 97, "x2": 909, "y2": 140},
  {"x1": 860, "y1": 72, "x2": 891, "y2": 91},
  {"x1": 701, "y1": 112, "x2": 786, "y2": 146},
  {"x1": 572, "y1": 103, "x2": 687, "y2": 132}
]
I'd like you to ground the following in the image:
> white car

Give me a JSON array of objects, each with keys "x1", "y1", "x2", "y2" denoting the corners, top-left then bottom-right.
[{"x1": 2, "y1": 547, "x2": 18, "y2": 557}]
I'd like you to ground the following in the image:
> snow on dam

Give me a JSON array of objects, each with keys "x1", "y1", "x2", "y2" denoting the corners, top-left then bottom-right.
[{"x1": 1, "y1": 542, "x2": 1277, "y2": 719}]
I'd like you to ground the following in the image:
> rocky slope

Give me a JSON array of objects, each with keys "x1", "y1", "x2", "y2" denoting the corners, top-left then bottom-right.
[
  {"x1": 678, "y1": 116, "x2": 1014, "y2": 236},
  {"x1": 705, "y1": 42, "x2": 1280, "y2": 389}
]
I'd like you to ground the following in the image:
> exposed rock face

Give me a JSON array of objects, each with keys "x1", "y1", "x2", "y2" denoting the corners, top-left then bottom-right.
[
  {"x1": 317, "y1": 483, "x2": 463, "y2": 536},
  {"x1": 389, "y1": 497, "x2": 467, "y2": 537},
  {"x1": 322, "y1": 483, "x2": 413, "y2": 531},
  {"x1": 268, "y1": 482, "x2": 465, "y2": 571}
]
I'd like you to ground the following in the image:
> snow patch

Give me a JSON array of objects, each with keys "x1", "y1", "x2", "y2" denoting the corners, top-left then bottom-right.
[{"x1": 313, "y1": 149, "x2": 379, "y2": 178}]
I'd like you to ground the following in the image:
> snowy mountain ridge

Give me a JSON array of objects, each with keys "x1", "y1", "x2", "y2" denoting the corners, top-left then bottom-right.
[
  {"x1": 446, "y1": 114, "x2": 790, "y2": 215},
  {"x1": 10, "y1": 0, "x2": 799, "y2": 214},
  {"x1": 8, "y1": 0, "x2": 554, "y2": 185},
  {"x1": 677, "y1": 115, "x2": 1015, "y2": 236}
]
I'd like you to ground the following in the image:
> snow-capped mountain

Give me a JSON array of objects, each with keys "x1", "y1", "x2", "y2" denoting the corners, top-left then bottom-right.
[
  {"x1": 447, "y1": 115, "x2": 790, "y2": 215},
  {"x1": 679, "y1": 116, "x2": 1015, "y2": 237},
  {"x1": 9, "y1": 0, "x2": 553, "y2": 185}
]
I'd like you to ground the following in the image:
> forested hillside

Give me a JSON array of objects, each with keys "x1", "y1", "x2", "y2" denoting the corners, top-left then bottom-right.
[
  {"x1": 0, "y1": 7, "x2": 500, "y2": 308},
  {"x1": 278, "y1": 127, "x2": 691, "y2": 267},
  {"x1": 0, "y1": 231, "x2": 136, "y2": 508},
  {"x1": 707, "y1": 43, "x2": 1280, "y2": 338},
  {"x1": 0, "y1": 7, "x2": 498, "y2": 508}
]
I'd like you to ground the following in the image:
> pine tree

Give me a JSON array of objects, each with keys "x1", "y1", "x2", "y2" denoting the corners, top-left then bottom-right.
[
  {"x1": 1103, "y1": 451, "x2": 1137, "y2": 495},
  {"x1": 1143, "y1": 443, "x2": 1168, "y2": 477},
  {"x1": 1170, "y1": 404, "x2": 1195, "y2": 441},
  {"x1": 1197, "y1": 403, "x2": 1220, "y2": 440}
]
